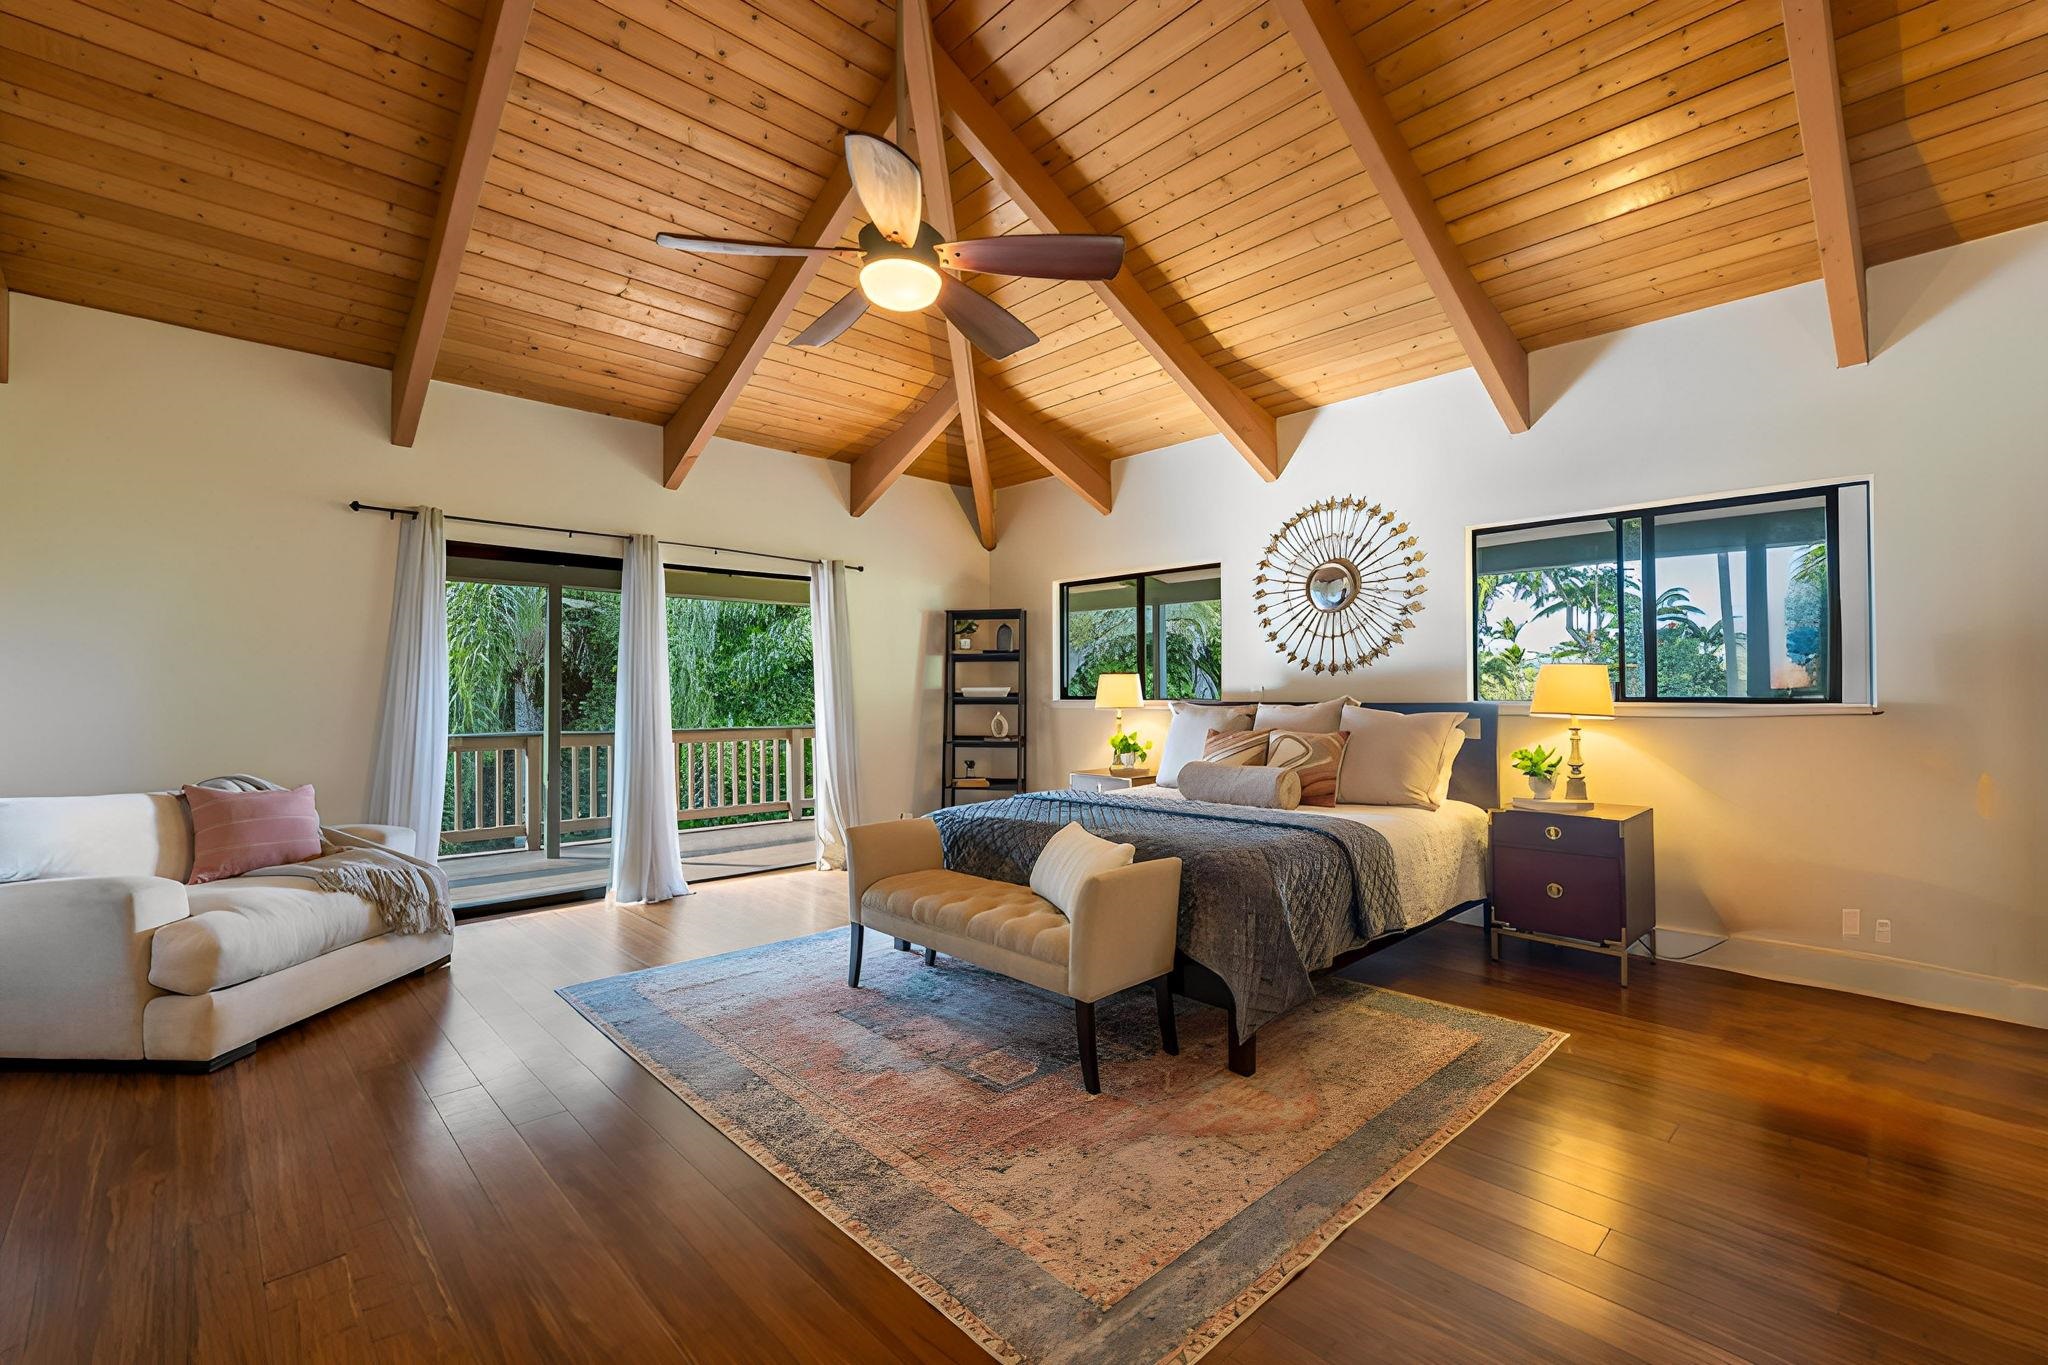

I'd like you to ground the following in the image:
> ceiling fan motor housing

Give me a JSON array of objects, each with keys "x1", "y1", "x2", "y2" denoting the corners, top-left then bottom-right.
[
  {"x1": 857, "y1": 221, "x2": 947, "y2": 312},
  {"x1": 859, "y1": 220, "x2": 946, "y2": 268}
]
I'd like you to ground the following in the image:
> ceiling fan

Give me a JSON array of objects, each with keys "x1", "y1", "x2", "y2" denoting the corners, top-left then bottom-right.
[{"x1": 653, "y1": 134, "x2": 1125, "y2": 361}]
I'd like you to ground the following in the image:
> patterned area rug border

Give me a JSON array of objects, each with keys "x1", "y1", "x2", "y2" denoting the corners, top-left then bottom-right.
[{"x1": 559, "y1": 930, "x2": 1566, "y2": 1364}]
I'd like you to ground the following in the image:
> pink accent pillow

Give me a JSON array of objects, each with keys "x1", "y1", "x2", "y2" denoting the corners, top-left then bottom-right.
[{"x1": 181, "y1": 784, "x2": 323, "y2": 884}]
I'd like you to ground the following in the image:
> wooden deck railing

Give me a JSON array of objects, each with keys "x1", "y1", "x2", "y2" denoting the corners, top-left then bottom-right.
[{"x1": 443, "y1": 727, "x2": 815, "y2": 849}]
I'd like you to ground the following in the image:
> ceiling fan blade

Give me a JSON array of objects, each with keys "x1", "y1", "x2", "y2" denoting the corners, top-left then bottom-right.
[
  {"x1": 935, "y1": 277, "x2": 1038, "y2": 360},
  {"x1": 790, "y1": 289, "x2": 870, "y2": 348},
  {"x1": 654, "y1": 233, "x2": 859, "y2": 260},
  {"x1": 935, "y1": 234, "x2": 1126, "y2": 281},
  {"x1": 844, "y1": 134, "x2": 923, "y2": 246}
]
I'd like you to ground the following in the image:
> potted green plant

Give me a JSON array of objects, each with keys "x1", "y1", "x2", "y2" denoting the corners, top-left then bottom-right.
[
  {"x1": 1108, "y1": 727, "x2": 1152, "y2": 773},
  {"x1": 955, "y1": 619, "x2": 979, "y2": 652},
  {"x1": 1509, "y1": 744, "x2": 1563, "y2": 800}
]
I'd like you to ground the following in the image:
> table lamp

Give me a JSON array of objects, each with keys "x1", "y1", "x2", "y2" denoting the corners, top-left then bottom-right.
[
  {"x1": 1529, "y1": 663, "x2": 1615, "y2": 808},
  {"x1": 1093, "y1": 673, "x2": 1143, "y2": 728}
]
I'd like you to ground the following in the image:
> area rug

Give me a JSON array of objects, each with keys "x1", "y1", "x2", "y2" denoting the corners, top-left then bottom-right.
[{"x1": 559, "y1": 930, "x2": 1564, "y2": 1364}]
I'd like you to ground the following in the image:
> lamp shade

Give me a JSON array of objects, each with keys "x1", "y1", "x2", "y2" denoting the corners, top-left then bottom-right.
[
  {"x1": 1093, "y1": 673, "x2": 1144, "y2": 711},
  {"x1": 1529, "y1": 663, "x2": 1615, "y2": 719}
]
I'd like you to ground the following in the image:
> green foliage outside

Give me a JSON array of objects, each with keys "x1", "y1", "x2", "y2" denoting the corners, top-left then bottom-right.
[
  {"x1": 441, "y1": 581, "x2": 815, "y2": 851},
  {"x1": 1064, "y1": 598, "x2": 1222, "y2": 700},
  {"x1": 1475, "y1": 539, "x2": 1829, "y2": 702},
  {"x1": 1475, "y1": 564, "x2": 1725, "y2": 702}
]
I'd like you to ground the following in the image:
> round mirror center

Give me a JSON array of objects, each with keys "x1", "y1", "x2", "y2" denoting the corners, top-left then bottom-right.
[{"x1": 1307, "y1": 559, "x2": 1360, "y2": 612}]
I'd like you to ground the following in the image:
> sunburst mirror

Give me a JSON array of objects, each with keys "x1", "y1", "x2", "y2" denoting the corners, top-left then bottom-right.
[{"x1": 1255, "y1": 496, "x2": 1428, "y2": 673}]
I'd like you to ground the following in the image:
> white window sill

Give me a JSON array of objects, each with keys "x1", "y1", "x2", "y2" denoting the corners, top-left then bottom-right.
[{"x1": 1493, "y1": 701, "x2": 1883, "y2": 719}]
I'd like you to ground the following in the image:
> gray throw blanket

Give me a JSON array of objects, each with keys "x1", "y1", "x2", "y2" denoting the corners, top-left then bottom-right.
[
  {"x1": 930, "y1": 791, "x2": 1402, "y2": 1041},
  {"x1": 193, "y1": 776, "x2": 453, "y2": 936}
]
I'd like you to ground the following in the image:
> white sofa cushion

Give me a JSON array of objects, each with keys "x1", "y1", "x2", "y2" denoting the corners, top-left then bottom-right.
[
  {"x1": 0, "y1": 793, "x2": 192, "y2": 884},
  {"x1": 149, "y1": 876, "x2": 385, "y2": 995}
]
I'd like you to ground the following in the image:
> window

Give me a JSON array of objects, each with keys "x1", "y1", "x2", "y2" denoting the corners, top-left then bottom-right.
[
  {"x1": 1060, "y1": 566, "x2": 1222, "y2": 701},
  {"x1": 1472, "y1": 483, "x2": 1871, "y2": 705}
]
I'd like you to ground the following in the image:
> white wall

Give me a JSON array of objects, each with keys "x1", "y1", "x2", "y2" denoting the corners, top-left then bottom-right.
[
  {"x1": 991, "y1": 224, "x2": 2048, "y2": 1000},
  {"x1": 0, "y1": 296, "x2": 990, "y2": 828}
]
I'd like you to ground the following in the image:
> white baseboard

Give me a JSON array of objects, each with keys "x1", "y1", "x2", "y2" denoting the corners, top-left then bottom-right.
[
  {"x1": 1660, "y1": 931, "x2": 2048, "y2": 1030},
  {"x1": 1448, "y1": 912, "x2": 2045, "y2": 1030}
]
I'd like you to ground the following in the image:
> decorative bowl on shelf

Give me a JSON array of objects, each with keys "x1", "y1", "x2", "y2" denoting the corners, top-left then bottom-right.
[{"x1": 960, "y1": 686, "x2": 1014, "y2": 699}]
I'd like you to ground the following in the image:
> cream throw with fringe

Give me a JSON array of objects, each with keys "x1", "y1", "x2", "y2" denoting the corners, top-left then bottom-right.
[{"x1": 191, "y1": 776, "x2": 453, "y2": 935}]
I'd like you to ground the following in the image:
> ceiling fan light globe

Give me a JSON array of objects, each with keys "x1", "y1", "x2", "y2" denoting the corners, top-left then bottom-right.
[{"x1": 860, "y1": 257, "x2": 941, "y2": 312}]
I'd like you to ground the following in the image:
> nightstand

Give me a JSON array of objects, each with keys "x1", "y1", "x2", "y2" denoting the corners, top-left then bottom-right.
[
  {"x1": 1488, "y1": 805, "x2": 1655, "y2": 984},
  {"x1": 1069, "y1": 768, "x2": 1155, "y2": 792}
]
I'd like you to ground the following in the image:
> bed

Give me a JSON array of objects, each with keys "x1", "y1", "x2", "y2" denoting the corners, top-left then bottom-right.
[{"x1": 930, "y1": 702, "x2": 1497, "y2": 1076}]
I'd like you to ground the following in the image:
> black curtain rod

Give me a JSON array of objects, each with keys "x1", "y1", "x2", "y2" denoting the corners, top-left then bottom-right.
[{"x1": 347, "y1": 501, "x2": 864, "y2": 572}]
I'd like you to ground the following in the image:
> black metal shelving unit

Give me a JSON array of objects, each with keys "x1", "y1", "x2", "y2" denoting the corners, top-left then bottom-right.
[{"x1": 943, "y1": 609, "x2": 1025, "y2": 806}]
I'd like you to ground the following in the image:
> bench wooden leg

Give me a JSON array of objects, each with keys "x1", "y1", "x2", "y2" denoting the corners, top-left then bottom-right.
[
  {"x1": 1153, "y1": 975, "x2": 1178, "y2": 1055},
  {"x1": 1074, "y1": 1000, "x2": 1101, "y2": 1094},
  {"x1": 923, "y1": 946, "x2": 938, "y2": 967},
  {"x1": 846, "y1": 924, "x2": 865, "y2": 987}
]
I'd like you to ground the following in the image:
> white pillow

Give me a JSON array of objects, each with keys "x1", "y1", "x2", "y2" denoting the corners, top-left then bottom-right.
[
  {"x1": 1336, "y1": 707, "x2": 1467, "y2": 808},
  {"x1": 1429, "y1": 728, "x2": 1468, "y2": 807},
  {"x1": 1030, "y1": 821, "x2": 1135, "y2": 914},
  {"x1": 1253, "y1": 698, "x2": 1348, "y2": 733},
  {"x1": 1156, "y1": 702, "x2": 1254, "y2": 787}
]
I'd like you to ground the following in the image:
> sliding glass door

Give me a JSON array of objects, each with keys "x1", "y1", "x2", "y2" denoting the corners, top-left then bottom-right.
[
  {"x1": 442, "y1": 547, "x2": 622, "y2": 909},
  {"x1": 663, "y1": 567, "x2": 817, "y2": 882},
  {"x1": 440, "y1": 545, "x2": 818, "y2": 912}
]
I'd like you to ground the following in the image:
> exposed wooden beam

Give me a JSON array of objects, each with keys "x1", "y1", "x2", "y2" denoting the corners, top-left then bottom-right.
[
  {"x1": 389, "y1": 0, "x2": 535, "y2": 447},
  {"x1": 662, "y1": 96, "x2": 898, "y2": 489},
  {"x1": 983, "y1": 392, "x2": 1112, "y2": 515},
  {"x1": 1272, "y1": 0, "x2": 1531, "y2": 433},
  {"x1": 900, "y1": 0, "x2": 995, "y2": 549},
  {"x1": 849, "y1": 381, "x2": 958, "y2": 517},
  {"x1": 1781, "y1": 0, "x2": 1869, "y2": 366},
  {"x1": 934, "y1": 50, "x2": 1280, "y2": 481}
]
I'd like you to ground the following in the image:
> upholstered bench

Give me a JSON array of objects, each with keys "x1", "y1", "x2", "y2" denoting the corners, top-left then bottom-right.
[{"x1": 845, "y1": 817, "x2": 1182, "y2": 1093}]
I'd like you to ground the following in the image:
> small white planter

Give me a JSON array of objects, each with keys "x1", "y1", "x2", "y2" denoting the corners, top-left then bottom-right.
[{"x1": 1526, "y1": 775, "x2": 1556, "y2": 801}]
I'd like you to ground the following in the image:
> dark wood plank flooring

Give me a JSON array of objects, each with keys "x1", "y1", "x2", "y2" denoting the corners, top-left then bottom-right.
[{"x1": 2, "y1": 870, "x2": 2043, "y2": 1363}]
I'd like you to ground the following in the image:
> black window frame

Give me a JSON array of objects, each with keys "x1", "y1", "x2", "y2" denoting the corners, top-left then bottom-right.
[
  {"x1": 1057, "y1": 564, "x2": 1223, "y2": 702},
  {"x1": 1471, "y1": 484, "x2": 1858, "y2": 706}
]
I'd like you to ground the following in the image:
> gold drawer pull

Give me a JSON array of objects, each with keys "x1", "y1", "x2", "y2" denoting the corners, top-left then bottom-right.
[
  {"x1": 1546, "y1": 882, "x2": 1564, "y2": 899},
  {"x1": 1544, "y1": 825, "x2": 1562, "y2": 841}
]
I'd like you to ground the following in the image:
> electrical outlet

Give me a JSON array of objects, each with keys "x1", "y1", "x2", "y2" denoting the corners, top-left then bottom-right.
[
  {"x1": 1842, "y1": 908, "x2": 1861, "y2": 938},
  {"x1": 1874, "y1": 918, "x2": 1892, "y2": 945}
]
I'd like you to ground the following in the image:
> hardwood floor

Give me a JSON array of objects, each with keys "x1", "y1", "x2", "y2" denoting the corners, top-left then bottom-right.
[{"x1": 2, "y1": 870, "x2": 2043, "y2": 1363}]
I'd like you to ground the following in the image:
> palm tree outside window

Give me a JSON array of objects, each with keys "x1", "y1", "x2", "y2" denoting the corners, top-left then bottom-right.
[{"x1": 1472, "y1": 483, "x2": 1871, "y2": 705}]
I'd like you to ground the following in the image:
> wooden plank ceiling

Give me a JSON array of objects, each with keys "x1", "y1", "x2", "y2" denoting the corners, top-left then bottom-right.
[{"x1": 3, "y1": 0, "x2": 2046, "y2": 495}]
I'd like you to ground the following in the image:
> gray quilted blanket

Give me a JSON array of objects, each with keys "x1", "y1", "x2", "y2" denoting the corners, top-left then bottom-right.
[{"x1": 930, "y1": 791, "x2": 1402, "y2": 1041}]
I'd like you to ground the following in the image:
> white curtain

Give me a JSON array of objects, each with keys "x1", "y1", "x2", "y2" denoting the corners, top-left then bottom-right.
[
  {"x1": 366, "y1": 506, "x2": 448, "y2": 863},
  {"x1": 810, "y1": 560, "x2": 861, "y2": 870},
  {"x1": 609, "y1": 534, "x2": 690, "y2": 904}
]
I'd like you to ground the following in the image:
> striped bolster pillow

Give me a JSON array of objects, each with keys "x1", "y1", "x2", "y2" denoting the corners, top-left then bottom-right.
[{"x1": 181, "y1": 784, "x2": 323, "y2": 884}]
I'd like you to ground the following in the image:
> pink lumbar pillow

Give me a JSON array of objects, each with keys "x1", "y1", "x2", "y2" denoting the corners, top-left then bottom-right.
[{"x1": 181, "y1": 784, "x2": 323, "y2": 884}]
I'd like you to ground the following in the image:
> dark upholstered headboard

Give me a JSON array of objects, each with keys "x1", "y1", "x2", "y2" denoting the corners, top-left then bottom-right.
[{"x1": 1172, "y1": 699, "x2": 1499, "y2": 810}]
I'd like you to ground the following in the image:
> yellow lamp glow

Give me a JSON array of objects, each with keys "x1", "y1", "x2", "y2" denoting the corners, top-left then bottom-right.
[
  {"x1": 1093, "y1": 673, "x2": 1144, "y2": 722},
  {"x1": 1528, "y1": 663, "x2": 1615, "y2": 721},
  {"x1": 1529, "y1": 663, "x2": 1615, "y2": 805},
  {"x1": 859, "y1": 257, "x2": 942, "y2": 312}
]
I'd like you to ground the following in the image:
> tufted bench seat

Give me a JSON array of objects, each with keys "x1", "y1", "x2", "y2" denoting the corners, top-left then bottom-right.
[{"x1": 845, "y1": 818, "x2": 1183, "y2": 1093}]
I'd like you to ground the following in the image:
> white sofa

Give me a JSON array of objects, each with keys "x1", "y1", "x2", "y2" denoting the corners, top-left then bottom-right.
[{"x1": 0, "y1": 792, "x2": 453, "y2": 1069}]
